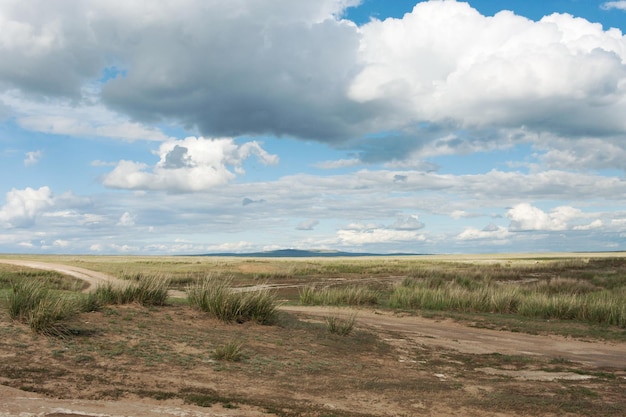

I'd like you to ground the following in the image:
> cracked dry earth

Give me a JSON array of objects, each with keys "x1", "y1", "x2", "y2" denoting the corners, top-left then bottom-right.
[{"x1": 1, "y1": 260, "x2": 626, "y2": 417}]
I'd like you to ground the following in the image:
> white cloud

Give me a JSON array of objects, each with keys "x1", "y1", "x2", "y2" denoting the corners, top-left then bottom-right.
[
  {"x1": 0, "y1": 186, "x2": 54, "y2": 227},
  {"x1": 573, "y1": 219, "x2": 603, "y2": 230},
  {"x1": 506, "y1": 203, "x2": 598, "y2": 231},
  {"x1": 390, "y1": 214, "x2": 424, "y2": 230},
  {"x1": 314, "y1": 158, "x2": 361, "y2": 169},
  {"x1": 601, "y1": 2, "x2": 626, "y2": 11},
  {"x1": 102, "y1": 137, "x2": 278, "y2": 192},
  {"x1": 296, "y1": 219, "x2": 319, "y2": 231},
  {"x1": 53, "y1": 239, "x2": 69, "y2": 248},
  {"x1": 350, "y1": 1, "x2": 626, "y2": 151},
  {"x1": 337, "y1": 222, "x2": 426, "y2": 245},
  {"x1": 457, "y1": 225, "x2": 510, "y2": 241},
  {"x1": 117, "y1": 211, "x2": 135, "y2": 226},
  {"x1": 24, "y1": 150, "x2": 42, "y2": 166}
]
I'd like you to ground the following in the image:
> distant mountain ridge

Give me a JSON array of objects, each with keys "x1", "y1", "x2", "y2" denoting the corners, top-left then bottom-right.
[{"x1": 195, "y1": 249, "x2": 420, "y2": 258}]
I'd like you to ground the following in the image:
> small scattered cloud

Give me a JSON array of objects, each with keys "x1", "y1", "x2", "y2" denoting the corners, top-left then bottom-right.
[
  {"x1": 296, "y1": 219, "x2": 319, "y2": 230},
  {"x1": 91, "y1": 160, "x2": 116, "y2": 167},
  {"x1": 390, "y1": 214, "x2": 424, "y2": 231},
  {"x1": 457, "y1": 225, "x2": 510, "y2": 241},
  {"x1": 24, "y1": 150, "x2": 42, "y2": 166},
  {"x1": 314, "y1": 158, "x2": 361, "y2": 169},
  {"x1": 601, "y1": 1, "x2": 626, "y2": 11},
  {"x1": 337, "y1": 221, "x2": 426, "y2": 245},
  {"x1": 117, "y1": 211, "x2": 135, "y2": 226},
  {"x1": 242, "y1": 197, "x2": 266, "y2": 206}
]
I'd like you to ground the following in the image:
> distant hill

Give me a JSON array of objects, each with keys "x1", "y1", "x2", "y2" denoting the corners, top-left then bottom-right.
[{"x1": 195, "y1": 249, "x2": 421, "y2": 258}]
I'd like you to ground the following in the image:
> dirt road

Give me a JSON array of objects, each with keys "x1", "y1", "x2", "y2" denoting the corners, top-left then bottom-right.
[
  {"x1": 283, "y1": 306, "x2": 626, "y2": 369},
  {"x1": 0, "y1": 259, "x2": 121, "y2": 291}
]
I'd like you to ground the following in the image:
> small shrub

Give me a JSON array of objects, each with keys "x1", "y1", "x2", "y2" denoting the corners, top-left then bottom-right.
[
  {"x1": 325, "y1": 313, "x2": 357, "y2": 336},
  {"x1": 212, "y1": 341, "x2": 243, "y2": 362}
]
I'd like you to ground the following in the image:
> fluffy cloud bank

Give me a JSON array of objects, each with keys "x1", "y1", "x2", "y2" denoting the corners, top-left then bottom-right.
[
  {"x1": 2, "y1": 0, "x2": 626, "y2": 164},
  {"x1": 101, "y1": 137, "x2": 278, "y2": 192}
]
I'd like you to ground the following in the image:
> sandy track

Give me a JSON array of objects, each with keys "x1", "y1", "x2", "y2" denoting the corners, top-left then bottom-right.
[
  {"x1": 0, "y1": 260, "x2": 123, "y2": 291},
  {"x1": 282, "y1": 306, "x2": 626, "y2": 369}
]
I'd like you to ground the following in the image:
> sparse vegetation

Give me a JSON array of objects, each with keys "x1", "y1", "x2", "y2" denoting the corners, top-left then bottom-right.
[
  {"x1": 6, "y1": 279, "x2": 79, "y2": 335},
  {"x1": 212, "y1": 340, "x2": 244, "y2": 361},
  {"x1": 390, "y1": 275, "x2": 626, "y2": 327},
  {"x1": 1, "y1": 254, "x2": 626, "y2": 417},
  {"x1": 92, "y1": 273, "x2": 170, "y2": 307},
  {"x1": 299, "y1": 285, "x2": 380, "y2": 306},
  {"x1": 325, "y1": 313, "x2": 357, "y2": 336},
  {"x1": 187, "y1": 276, "x2": 278, "y2": 324}
]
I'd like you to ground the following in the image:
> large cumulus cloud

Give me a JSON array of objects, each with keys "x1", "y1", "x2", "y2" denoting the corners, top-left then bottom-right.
[{"x1": 2, "y1": 0, "x2": 626, "y2": 168}]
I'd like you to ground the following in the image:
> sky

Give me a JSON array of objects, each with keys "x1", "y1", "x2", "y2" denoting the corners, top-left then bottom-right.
[{"x1": 1, "y1": 0, "x2": 626, "y2": 255}]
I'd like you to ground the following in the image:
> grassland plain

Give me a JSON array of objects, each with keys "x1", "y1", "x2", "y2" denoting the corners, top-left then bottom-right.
[{"x1": 0, "y1": 253, "x2": 626, "y2": 416}]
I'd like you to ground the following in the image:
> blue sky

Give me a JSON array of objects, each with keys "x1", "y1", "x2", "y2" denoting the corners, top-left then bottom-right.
[{"x1": 1, "y1": 0, "x2": 626, "y2": 255}]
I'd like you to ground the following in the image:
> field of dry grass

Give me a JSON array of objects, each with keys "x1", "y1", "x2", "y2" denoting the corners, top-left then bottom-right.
[{"x1": 1, "y1": 252, "x2": 626, "y2": 416}]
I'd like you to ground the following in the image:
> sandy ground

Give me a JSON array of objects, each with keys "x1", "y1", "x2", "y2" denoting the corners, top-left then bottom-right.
[{"x1": 1, "y1": 259, "x2": 626, "y2": 417}]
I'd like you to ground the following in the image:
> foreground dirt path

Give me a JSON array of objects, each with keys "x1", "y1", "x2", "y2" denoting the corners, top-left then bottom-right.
[
  {"x1": 0, "y1": 259, "x2": 123, "y2": 292},
  {"x1": 282, "y1": 306, "x2": 626, "y2": 369}
]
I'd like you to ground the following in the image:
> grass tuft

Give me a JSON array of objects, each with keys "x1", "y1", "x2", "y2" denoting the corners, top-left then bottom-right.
[
  {"x1": 6, "y1": 279, "x2": 79, "y2": 335},
  {"x1": 325, "y1": 313, "x2": 357, "y2": 336},
  {"x1": 187, "y1": 276, "x2": 278, "y2": 324},
  {"x1": 212, "y1": 341, "x2": 244, "y2": 362},
  {"x1": 92, "y1": 273, "x2": 170, "y2": 307},
  {"x1": 299, "y1": 285, "x2": 380, "y2": 306}
]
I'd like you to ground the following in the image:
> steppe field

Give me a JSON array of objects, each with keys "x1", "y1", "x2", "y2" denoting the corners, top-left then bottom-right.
[{"x1": 1, "y1": 253, "x2": 625, "y2": 417}]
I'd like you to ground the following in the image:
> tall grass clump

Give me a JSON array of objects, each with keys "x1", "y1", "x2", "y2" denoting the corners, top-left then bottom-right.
[
  {"x1": 325, "y1": 313, "x2": 357, "y2": 336},
  {"x1": 299, "y1": 285, "x2": 380, "y2": 306},
  {"x1": 390, "y1": 277, "x2": 626, "y2": 328},
  {"x1": 187, "y1": 276, "x2": 278, "y2": 324},
  {"x1": 212, "y1": 341, "x2": 244, "y2": 362},
  {"x1": 7, "y1": 279, "x2": 48, "y2": 320},
  {"x1": 92, "y1": 273, "x2": 170, "y2": 307},
  {"x1": 6, "y1": 280, "x2": 79, "y2": 335}
]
